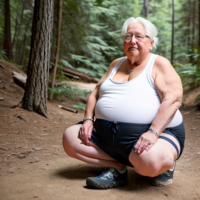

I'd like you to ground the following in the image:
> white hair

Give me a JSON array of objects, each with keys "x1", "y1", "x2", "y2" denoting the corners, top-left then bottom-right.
[{"x1": 121, "y1": 17, "x2": 159, "y2": 49}]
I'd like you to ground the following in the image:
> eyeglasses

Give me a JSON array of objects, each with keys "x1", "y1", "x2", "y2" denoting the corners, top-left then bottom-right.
[{"x1": 122, "y1": 33, "x2": 150, "y2": 42}]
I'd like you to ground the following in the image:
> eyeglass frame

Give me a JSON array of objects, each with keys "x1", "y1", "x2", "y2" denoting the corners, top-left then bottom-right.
[{"x1": 122, "y1": 33, "x2": 150, "y2": 43}]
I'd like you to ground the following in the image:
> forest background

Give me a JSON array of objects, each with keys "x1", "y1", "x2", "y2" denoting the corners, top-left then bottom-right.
[{"x1": 0, "y1": 0, "x2": 200, "y2": 110}]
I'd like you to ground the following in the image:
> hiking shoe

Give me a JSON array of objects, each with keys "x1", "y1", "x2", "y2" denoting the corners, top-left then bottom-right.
[
  {"x1": 86, "y1": 168, "x2": 128, "y2": 189},
  {"x1": 151, "y1": 163, "x2": 176, "y2": 187}
]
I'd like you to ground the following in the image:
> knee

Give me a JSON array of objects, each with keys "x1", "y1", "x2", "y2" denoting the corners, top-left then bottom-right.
[
  {"x1": 135, "y1": 158, "x2": 158, "y2": 177},
  {"x1": 135, "y1": 153, "x2": 174, "y2": 177},
  {"x1": 62, "y1": 128, "x2": 76, "y2": 158}
]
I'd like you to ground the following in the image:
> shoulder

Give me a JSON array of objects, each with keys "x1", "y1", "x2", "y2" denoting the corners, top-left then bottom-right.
[
  {"x1": 96, "y1": 57, "x2": 126, "y2": 88},
  {"x1": 154, "y1": 55, "x2": 173, "y2": 72},
  {"x1": 105, "y1": 56, "x2": 127, "y2": 76},
  {"x1": 152, "y1": 55, "x2": 182, "y2": 94},
  {"x1": 109, "y1": 56, "x2": 127, "y2": 70},
  {"x1": 152, "y1": 55, "x2": 177, "y2": 79}
]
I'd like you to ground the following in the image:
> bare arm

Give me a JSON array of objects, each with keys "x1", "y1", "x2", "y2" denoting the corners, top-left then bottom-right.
[
  {"x1": 150, "y1": 56, "x2": 182, "y2": 134},
  {"x1": 79, "y1": 58, "x2": 122, "y2": 145},
  {"x1": 135, "y1": 56, "x2": 183, "y2": 154}
]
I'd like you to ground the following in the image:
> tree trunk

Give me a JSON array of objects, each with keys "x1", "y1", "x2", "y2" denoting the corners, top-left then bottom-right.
[
  {"x1": 171, "y1": 0, "x2": 174, "y2": 64},
  {"x1": 197, "y1": 0, "x2": 200, "y2": 74},
  {"x1": 50, "y1": 0, "x2": 63, "y2": 101},
  {"x1": 4, "y1": 0, "x2": 13, "y2": 60},
  {"x1": 50, "y1": 0, "x2": 58, "y2": 67},
  {"x1": 199, "y1": 0, "x2": 200, "y2": 49},
  {"x1": 22, "y1": 0, "x2": 54, "y2": 117},
  {"x1": 144, "y1": 0, "x2": 149, "y2": 18},
  {"x1": 13, "y1": 0, "x2": 25, "y2": 64}
]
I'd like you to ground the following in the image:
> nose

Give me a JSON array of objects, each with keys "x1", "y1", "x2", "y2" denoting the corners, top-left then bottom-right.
[{"x1": 130, "y1": 35, "x2": 136, "y2": 43}]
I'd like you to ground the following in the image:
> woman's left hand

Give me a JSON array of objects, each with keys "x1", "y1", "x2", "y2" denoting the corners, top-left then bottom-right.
[{"x1": 134, "y1": 131, "x2": 158, "y2": 155}]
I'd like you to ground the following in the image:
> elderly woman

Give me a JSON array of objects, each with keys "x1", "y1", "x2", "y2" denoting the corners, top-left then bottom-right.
[{"x1": 63, "y1": 17, "x2": 185, "y2": 189}]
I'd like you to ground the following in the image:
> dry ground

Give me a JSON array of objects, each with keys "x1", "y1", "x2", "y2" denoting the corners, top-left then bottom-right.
[{"x1": 0, "y1": 61, "x2": 200, "y2": 200}]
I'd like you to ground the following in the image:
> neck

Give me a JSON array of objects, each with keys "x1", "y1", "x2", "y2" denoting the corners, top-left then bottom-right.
[{"x1": 127, "y1": 53, "x2": 150, "y2": 70}]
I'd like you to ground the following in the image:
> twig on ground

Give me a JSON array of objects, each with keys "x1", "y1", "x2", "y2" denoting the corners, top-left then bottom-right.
[
  {"x1": 58, "y1": 105, "x2": 78, "y2": 113},
  {"x1": 194, "y1": 116, "x2": 200, "y2": 119},
  {"x1": 0, "y1": 90, "x2": 7, "y2": 94},
  {"x1": 190, "y1": 126, "x2": 200, "y2": 130},
  {"x1": 183, "y1": 109, "x2": 198, "y2": 115}
]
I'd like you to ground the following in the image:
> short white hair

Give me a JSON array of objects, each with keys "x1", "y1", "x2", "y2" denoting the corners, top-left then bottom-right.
[{"x1": 121, "y1": 17, "x2": 158, "y2": 49}]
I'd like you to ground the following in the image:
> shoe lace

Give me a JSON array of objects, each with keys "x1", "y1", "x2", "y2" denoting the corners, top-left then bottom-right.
[
  {"x1": 163, "y1": 171, "x2": 171, "y2": 177},
  {"x1": 100, "y1": 168, "x2": 118, "y2": 179}
]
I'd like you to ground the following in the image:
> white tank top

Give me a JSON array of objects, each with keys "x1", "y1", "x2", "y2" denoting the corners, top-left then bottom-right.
[{"x1": 95, "y1": 54, "x2": 182, "y2": 127}]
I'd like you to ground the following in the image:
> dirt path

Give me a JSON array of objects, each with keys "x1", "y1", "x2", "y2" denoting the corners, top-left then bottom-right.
[{"x1": 0, "y1": 61, "x2": 200, "y2": 200}]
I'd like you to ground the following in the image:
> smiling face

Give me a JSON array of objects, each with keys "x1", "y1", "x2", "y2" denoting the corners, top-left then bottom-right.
[{"x1": 123, "y1": 22, "x2": 154, "y2": 62}]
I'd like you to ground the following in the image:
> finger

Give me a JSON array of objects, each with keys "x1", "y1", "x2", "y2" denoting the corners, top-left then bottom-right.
[
  {"x1": 78, "y1": 129, "x2": 82, "y2": 139},
  {"x1": 88, "y1": 125, "x2": 93, "y2": 137},
  {"x1": 79, "y1": 127, "x2": 87, "y2": 145},
  {"x1": 86, "y1": 126, "x2": 93, "y2": 145},
  {"x1": 145, "y1": 144, "x2": 150, "y2": 151},
  {"x1": 145, "y1": 143, "x2": 153, "y2": 151},
  {"x1": 140, "y1": 142, "x2": 149, "y2": 154},
  {"x1": 134, "y1": 138, "x2": 142, "y2": 151},
  {"x1": 86, "y1": 135, "x2": 90, "y2": 145},
  {"x1": 137, "y1": 137, "x2": 146, "y2": 154},
  {"x1": 138, "y1": 139, "x2": 150, "y2": 154}
]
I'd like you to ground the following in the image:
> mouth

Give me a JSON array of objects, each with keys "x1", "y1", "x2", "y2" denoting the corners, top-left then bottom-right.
[{"x1": 128, "y1": 47, "x2": 138, "y2": 51}]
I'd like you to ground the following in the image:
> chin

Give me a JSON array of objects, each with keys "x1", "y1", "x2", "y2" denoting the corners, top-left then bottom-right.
[{"x1": 128, "y1": 51, "x2": 139, "y2": 57}]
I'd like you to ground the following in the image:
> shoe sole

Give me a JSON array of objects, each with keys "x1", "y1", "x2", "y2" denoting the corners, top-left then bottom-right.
[
  {"x1": 151, "y1": 179, "x2": 173, "y2": 187},
  {"x1": 86, "y1": 178, "x2": 129, "y2": 189}
]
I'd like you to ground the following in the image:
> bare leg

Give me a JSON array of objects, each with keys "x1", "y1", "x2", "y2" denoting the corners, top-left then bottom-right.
[
  {"x1": 129, "y1": 132, "x2": 180, "y2": 177},
  {"x1": 63, "y1": 124, "x2": 125, "y2": 170}
]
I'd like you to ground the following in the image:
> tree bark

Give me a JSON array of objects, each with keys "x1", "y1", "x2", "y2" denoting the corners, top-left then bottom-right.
[
  {"x1": 4, "y1": 0, "x2": 13, "y2": 60},
  {"x1": 22, "y1": 0, "x2": 54, "y2": 117},
  {"x1": 50, "y1": 0, "x2": 63, "y2": 101},
  {"x1": 144, "y1": 0, "x2": 149, "y2": 18},
  {"x1": 197, "y1": 0, "x2": 200, "y2": 74},
  {"x1": 199, "y1": 0, "x2": 200, "y2": 49},
  {"x1": 50, "y1": 0, "x2": 58, "y2": 67},
  {"x1": 171, "y1": 0, "x2": 174, "y2": 64}
]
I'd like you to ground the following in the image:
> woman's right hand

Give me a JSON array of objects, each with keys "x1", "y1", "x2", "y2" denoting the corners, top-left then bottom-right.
[{"x1": 79, "y1": 120, "x2": 94, "y2": 145}]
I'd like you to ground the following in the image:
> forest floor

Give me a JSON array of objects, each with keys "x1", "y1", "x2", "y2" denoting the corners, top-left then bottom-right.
[{"x1": 0, "y1": 60, "x2": 200, "y2": 200}]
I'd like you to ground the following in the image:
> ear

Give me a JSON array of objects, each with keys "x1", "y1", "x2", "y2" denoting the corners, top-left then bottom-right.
[{"x1": 149, "y1": 39, "x2": 154, "y2": 50}]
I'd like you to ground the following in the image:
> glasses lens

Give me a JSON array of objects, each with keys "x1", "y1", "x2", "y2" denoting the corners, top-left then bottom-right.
[
  {"x1": 125, "y1": 34, "x2": 131, "y2": 42},
  {"x1": 135, "y1": 35, "x2": 144, "y2": 42},
  {"x1": 124, "y1": 34, "x2": 145, "y2": 42}
]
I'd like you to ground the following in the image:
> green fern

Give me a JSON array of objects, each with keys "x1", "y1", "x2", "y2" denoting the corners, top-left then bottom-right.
[
  {"x1": 73, "y1": 103, "x2": 86, "y2": 111},
  {"x1": 176, "y1": 63, "x2": 200, "y2": 88},
  {"x1": 0, "y1": 50, "x2": 8, "y2": 60},
  {"x1": 48, "y1": 84, "x2": 92, "y2": 100},
  {"x1": 195, "y1": 94, "x2": 200, "y2": 103}
]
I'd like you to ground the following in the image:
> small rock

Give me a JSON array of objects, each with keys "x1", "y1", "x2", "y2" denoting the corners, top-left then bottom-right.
[
  {"x1": 17, "y1": 154, "x2": 26, "y2": 159},
  {"x1": 196, "y1": 152, "x2": 200, "y2": 155},
  {"x1": 34, "y1": 157, "x2": 40, "y2": 161},
  {"x1": 30, "y1": 157, "x2": 40, "y2": 163},
  {"x1": 0, "y1": 147, "x2": 8, "y2": 151},
  {"x1": 7, "y1": 167, "x2": 17, "y2": 173},
  {"x1": 33, "y1": 147, "x2": 41, "y2": 151},
  {"x1": 0, "y1": 97, "x2": 3, "y2": 101},
  {"x1": 34, "y1": 195, "x2": 39, "y2": 198},
  {"x1": 14, "y1": 146, "x2": 23, "y2": 149}
]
